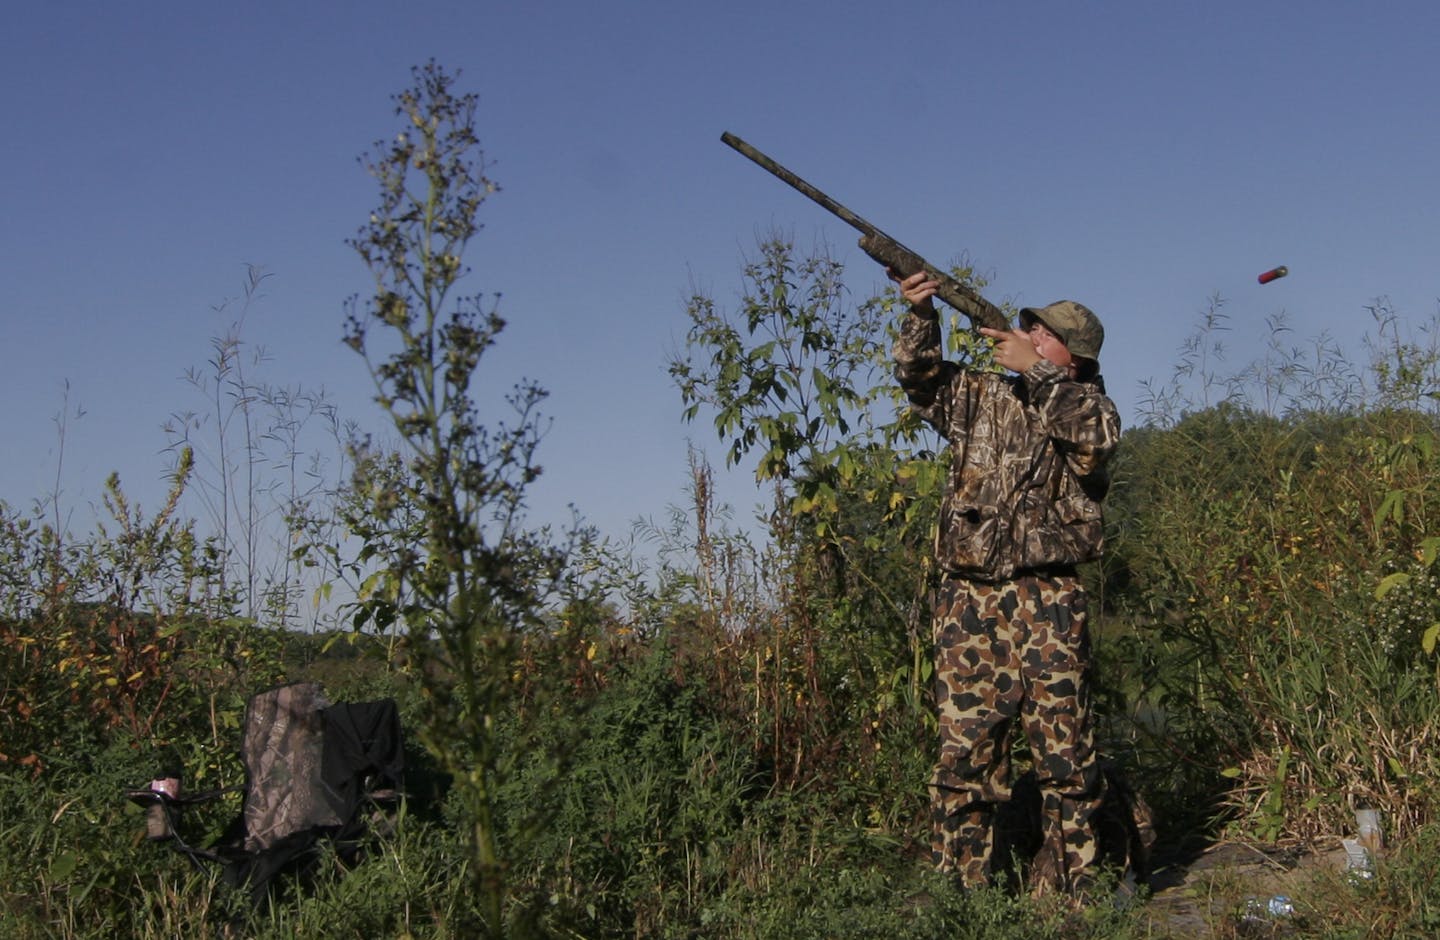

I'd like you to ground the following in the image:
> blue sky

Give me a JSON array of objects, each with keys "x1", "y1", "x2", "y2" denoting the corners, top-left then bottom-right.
[{"x1": 5, "y1": 0, "x2": 1439, "y2": 558}]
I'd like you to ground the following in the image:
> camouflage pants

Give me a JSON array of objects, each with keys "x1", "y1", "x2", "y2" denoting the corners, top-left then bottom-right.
[{"x1": 929, "y1": 572, "x2": 1106, "y2": 894}]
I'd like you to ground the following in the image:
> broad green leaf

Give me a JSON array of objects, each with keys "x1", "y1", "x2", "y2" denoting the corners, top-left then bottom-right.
[
  {"x1": 1375, "y1": 572, "x2": 1411, "y2": 600},
  {"x1": 49, "y1": 851, "x2": 77, "y2": 882},
  {"x1": 1373, "y1": 489, "x2": 1404, "y2": 528},
  {"x1": 358, "y1": 571, "x2": 387, "y2": 601}
]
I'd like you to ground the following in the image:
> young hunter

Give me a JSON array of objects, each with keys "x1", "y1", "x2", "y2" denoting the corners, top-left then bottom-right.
[{"x1": 891, "y1": 270, "x2": 1120, "y2": 897}]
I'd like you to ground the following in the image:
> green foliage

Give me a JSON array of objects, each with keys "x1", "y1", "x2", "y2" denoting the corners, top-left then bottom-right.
[
  {"x1": 672, "y1": 237, "x2": 883, "y2": 484},
  {"x1": 488, "y1": 618, "x2": 1143, "y2": 940},
  {"x1": 670, "y1": 234, "x2": 993, "y2": 536},
  {"x1": 0, "y1": 459, "x2": 291, "y2": 777},
  {"x1": 1105, "y1": 304, "x2": 1440, "y2": 844}
]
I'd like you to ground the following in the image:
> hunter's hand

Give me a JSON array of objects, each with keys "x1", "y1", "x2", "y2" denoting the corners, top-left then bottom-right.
[
  {"x1": 979, "y1": 327, "x2": 1042, "y2": 374},
  {"x1": 891, "y1": 269, "x2": 939, "y2": 312}
]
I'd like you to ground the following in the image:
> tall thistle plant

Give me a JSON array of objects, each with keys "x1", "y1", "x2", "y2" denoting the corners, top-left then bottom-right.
[{"x1": 343, "y1": 61, "x2": 563, "y2": 937}]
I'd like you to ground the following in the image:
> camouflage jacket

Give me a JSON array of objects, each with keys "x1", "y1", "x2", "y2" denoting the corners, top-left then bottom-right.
[{"x1": 893, "y1": 309, "x2": 1120, "y2": 581}]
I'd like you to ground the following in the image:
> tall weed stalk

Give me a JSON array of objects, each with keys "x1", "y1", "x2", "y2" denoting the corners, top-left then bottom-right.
[{"x1": 341, "y1": 61, "x2": 574, "y2": 937}]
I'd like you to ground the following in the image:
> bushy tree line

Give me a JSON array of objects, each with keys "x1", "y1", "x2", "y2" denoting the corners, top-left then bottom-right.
[{"x1": 1103, "y1": 304, "x2": 1440, "y2": 845}]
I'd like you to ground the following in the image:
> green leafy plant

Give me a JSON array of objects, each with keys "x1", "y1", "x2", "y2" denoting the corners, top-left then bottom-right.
[{"x1": 341, "y1": 60, "x2": 572, "y2": 937}]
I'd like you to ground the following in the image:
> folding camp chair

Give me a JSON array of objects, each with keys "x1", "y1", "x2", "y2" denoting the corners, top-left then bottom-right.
[{"x1": 126, "y1": 681, "x2": 405, "y2": 907}]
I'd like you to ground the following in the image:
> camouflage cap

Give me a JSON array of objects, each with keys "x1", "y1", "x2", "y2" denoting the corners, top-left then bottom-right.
[{"x1": 1019, "y1": 300, "x2": 1105, "y2": 362}]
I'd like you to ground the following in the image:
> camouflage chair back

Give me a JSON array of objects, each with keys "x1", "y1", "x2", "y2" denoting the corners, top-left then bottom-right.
[
  {"x1": 127, "y1": 681, "x2": 405, "y2": 907},
  {"x1": 241, "y1": 681, "x2": 343, "y2": 852}
]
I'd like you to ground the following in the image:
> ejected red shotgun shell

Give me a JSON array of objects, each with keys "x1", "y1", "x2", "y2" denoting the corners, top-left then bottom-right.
[{"x1": 1258, "y1": 265, "x2": 1288, "y2": 285}]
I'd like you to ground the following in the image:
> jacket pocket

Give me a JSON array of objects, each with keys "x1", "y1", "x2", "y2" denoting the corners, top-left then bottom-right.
[
  {"x1": 937, "y1": 502, "x2": 1006, "y2": 577},
  {"x1": 1024, "y1": 494, "x2": 1104, "y2": 567}
]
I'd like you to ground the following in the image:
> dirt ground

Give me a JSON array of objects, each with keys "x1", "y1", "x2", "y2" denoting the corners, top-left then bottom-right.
[{"x1": 1138, "y1": 839, "x2": 1360, "y2": 937}]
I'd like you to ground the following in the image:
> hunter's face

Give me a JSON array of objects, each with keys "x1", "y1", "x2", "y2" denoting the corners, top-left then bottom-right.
[{"x1": 1027, "y1": 320, "x2": 1074, "y2": 370}]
